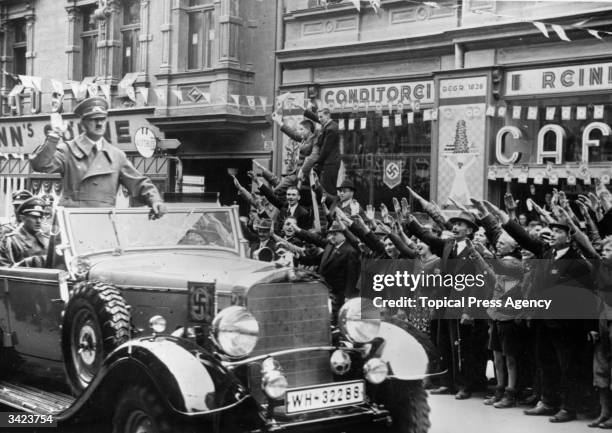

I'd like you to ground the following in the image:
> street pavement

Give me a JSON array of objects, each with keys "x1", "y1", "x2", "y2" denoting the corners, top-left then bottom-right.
[{"x1": 430, "y1": 392, "x2": 594, "y2": 433}]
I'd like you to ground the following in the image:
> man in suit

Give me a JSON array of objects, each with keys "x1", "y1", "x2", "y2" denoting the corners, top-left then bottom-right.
[
  {"x1": 253, "y1": 175, "x2": 311, "y2": 232},
  {"x1": 405, "y1": 210, "x2": 489, "y2": 400},
  {"x1": 302, "y1": 107, "x2": 340, "y2": 195},
  {"x1": 494, "y1": 205, "x2": 592, "y2": 423},
  {"x1": 31, "y1": 97, "x2": 166, "y2": 217},
  {"x1": 291, "y1": 220, "x2": 360, "y2": 325}
]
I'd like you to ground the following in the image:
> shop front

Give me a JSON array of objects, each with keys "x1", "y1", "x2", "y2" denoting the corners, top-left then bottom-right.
[
  {"x1": 294, "y1": 79, "x2": 436, "y2": 208},
  {"x1": 488, "y1": 60, "x2": 612, "y2": 208}
]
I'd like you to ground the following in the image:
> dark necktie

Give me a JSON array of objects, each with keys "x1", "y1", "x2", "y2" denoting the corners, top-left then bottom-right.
[{"x1": 452, "y1": 242, "x2": 458, "y2": 258}]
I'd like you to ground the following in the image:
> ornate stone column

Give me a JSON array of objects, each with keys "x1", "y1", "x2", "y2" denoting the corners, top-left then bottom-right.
[
  {"x1": 137, "y1": 0, "x2": 151, "y2": 82},
  {"x1": 24, "y1": 5, "x2": 35, "y2": 75},
  {"x1": 97, "y1": 0, "x2": 121, "y2": 84},
  {"x1": 158, "y1": 0, "x2": 172, "y2": 74},
  {"x1": 65, "y1": 7, "x2": 79, "y2": 81}
]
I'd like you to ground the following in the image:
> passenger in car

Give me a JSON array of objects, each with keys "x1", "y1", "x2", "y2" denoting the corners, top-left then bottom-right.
[
  {"x1": 0, "y1": 189, "x2": 34, "y2": 237},
  {"x1": 0, "y1": 197, "x2": 49, "y2": 267}
]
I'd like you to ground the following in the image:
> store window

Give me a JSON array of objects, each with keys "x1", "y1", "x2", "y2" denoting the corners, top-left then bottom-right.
[
  {"x1": 334, "y1": 110, "x2": 431, "y2": 208},
  {"x1": 81, "y1": 5, "x2": 98, "y2": 78},
  {"x1": 490, "y1": 94, "x2": 612, "y2": 208},
  {"x1": 187, "y1": 0, "x2": 214, "y2": 70},
  {"x1": 121, "y1": 0, "x2": 140, "y2": 74},
  {"x1": 12, "y1": 18, "x2": 27, "y2": 75}
]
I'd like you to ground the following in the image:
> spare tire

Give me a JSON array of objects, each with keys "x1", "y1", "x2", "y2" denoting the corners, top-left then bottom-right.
[{"x1": 62, "y1": 281, "x2": 130, "y2": 395}]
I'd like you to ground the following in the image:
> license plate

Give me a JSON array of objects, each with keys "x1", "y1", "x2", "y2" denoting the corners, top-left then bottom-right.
[{"x1": 285, "y1": 380, "x2": 365, "y2": 414}]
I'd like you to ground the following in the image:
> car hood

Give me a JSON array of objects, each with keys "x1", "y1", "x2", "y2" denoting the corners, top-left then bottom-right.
[{"x1": 88, "y1": 249, "x2": 290, "y2": 292}]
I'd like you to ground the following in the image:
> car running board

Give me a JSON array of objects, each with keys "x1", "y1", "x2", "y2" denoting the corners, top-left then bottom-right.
[{"x1": 0, "y1": 381, "x2": 74, "y2": 415}]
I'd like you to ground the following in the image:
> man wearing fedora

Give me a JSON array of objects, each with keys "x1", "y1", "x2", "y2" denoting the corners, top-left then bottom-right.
[
  {"x1": 405, "y1": 210, "x2": 489, "y2": 400},
  {"x1": 291, "y1": 220, "x2": 359, "y2": 325},
  {"x1": 242, "y1": 218, "x2": 277, "y2": 262},
  {"x1": 0, "y1": 197, "x2": 49, "y2": 267},
  {"x1": 30, "y1": 96, "x2": 166, "y2": 217}
]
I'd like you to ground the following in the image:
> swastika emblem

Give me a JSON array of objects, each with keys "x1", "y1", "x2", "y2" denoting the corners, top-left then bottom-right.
[
  {"x1": 188, "y1": 283, "x2": 215, "y2": 322},
  {"x1": 386, "y1": 163, "x2": 400, "y2": 179}
]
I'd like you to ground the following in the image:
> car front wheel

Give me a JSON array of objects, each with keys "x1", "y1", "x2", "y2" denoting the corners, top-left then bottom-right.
[
  {"x1": 112, "y1": 384, "x2": 195, "y2": 433},
  {"x1": 62, "y1": 281, "x2": 130, "y2": 395},
  {"x1": 378, "y1": 379, "x2": 431, "y2": 433}
]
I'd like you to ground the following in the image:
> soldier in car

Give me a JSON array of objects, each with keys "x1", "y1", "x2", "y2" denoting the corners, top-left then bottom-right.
[
  {"x1": 30, "y1": 96, "x2": 166, "y2": 218},
  {"x1": 0, "y1": 197, "x2": 49, "y2": 267},
  {"x1": 0, "y1": 189, "x2": 34, "y2": 237}
]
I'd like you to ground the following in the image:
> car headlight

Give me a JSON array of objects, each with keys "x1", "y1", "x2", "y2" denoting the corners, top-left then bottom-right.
[
  {"x1": 149, "y1": 315, "x2": 167, "y2": 333},
  {"x1": 338, "y1": 297, "x2": 381, "y2": 343},
  {"x1": 363, "y1": 358, "x2": 389, "y2": 384},
  {"x1": 212, "y1": 306, "x2": 259, "y2": 358}
]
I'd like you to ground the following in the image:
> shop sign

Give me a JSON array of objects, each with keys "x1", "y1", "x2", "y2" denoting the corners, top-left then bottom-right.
[
  {"x1": 134, "y1": 127, "x2": 157, "y2": 158},
  {"x1": 322, "y1": 81, "x2": 434, "y2": 108},
  {"x1": 495, "y1": 121, "x2": 612, "y2": 165},
  {"x1": 439, "y1": 76, "x2": 487, "y2": 99},
  {"x1": 505, "y1": 62, "x2": 612, "y2": 96},
  {"x1": 0, "y1": 112, "x2": 161, "y2": 154}
]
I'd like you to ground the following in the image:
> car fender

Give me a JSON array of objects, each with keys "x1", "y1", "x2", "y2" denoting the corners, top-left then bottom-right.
[{"x1": 375, "y1": 319, "x2": 440, "y2": 380}]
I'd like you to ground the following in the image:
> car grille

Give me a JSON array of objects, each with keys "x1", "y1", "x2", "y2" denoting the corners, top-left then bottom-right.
[{"x1": 246, "y1": 281, "x2": 332, "y2": 403}]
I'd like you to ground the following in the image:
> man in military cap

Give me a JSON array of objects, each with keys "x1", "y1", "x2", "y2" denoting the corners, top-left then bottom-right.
[
  {"x1": 0, "y1": 197, "x2": 49, "y2": 267},
  {"x1": 0, "y1": 189, "x2": 34, "y2": 236},
  {"x1": 30, "y1": 96, "x2": 166, "y2": 217}
]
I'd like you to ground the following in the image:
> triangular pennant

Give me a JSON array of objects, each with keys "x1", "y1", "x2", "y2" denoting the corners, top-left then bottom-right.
[
  {"x1": 172, "y1": 89, "x2": 183, "y2": 103},
  {"x1": 153, "y1": 88, "x2": 165, "y2": 104},
  {"x1": 230, "y1": 94, "x2": 240, "y2": 106},
  {"x1": 259, "y1": 96, "x2": 268, "y2": 110},
  {"x1": 552, "y1": 24, "x2": 571, "y2": 42},
  {"x1": 533, "y1": 21, "x2": 549, "y2": 38},
  {"x1": 78, "y1": 83, "x2": 88, "y2": 99},
  {"x1": 8, "y1": 84, "x2": 24, "y2": 97},
  {"x1": 30, "y1": 76, "x2": 42, "y2": 92},
  {"x1": 139, "y1": 87, "x2": 149, "y2": 105},
  {"x1": 126, "y1": 86, "x2": 136, "y2": 102},
  {"x1": 87, "y1": 84, "x2": 99, "y2": 97},
  {"x1": 50, "y1": 79, "x2": 64, "y2": 95},
  {"x1": 70, "y1": 81, "x2": 80, "y2": 99},
  {"x1": 369, "y1": 0, "x2": 380, "y2": 13},
  {"x1": 99, "y1": 84, "x2": 110, "y2": 101},
  {"x1": 201, "y1": 92, "x2": 210, "y2": 104},
  {"x1": 588, "y1": 29, "x2": 603, "y2": 40},
  {"x1": 349, "y1": 0, "x2": 360, "y2": 11}
]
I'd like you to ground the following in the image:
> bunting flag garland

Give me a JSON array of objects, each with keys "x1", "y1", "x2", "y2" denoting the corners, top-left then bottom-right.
[
  {"x1": 576, "y1": 106, "x2": 587, "y2": 120},
  {"x1": 594, "y1": 105, "x2": 605, "y2": 119},
  {"x1": 407, "y1": 112, "x2": 414, "y2": 124},
  {"x1": 8, "y1": 85, "x2": 24, "y2": 97},
  {"x1": 87, "y1": 84, "x2": 99, "y2": 97},
  {"x1": 512, "y1": 106, "x2": 521, "y2": 119},
  {"x1": 348, "y1": 118, "x2": 355, "y2": 130},
  {"x1": 153, "y1": 88, "x2": 165, "y2": 104},
  {"x1": 546, "y1": 106, "x2": 556, "y2": 120},
  {"x1": 50, "y1": 79, "x2": 64, "y2": 95},
  {"x1": 246, "y1": 95, "x2": 256, "y2": 109},
  {"x1": 201, "y1": 92, "x2": 211, "y2": 104},
  {"x1": 588, "y1": 29, "x2": 603, "y2": 40},
  {"x1": 30, "y1": 76, "x2": 42, "y2": 92},
  {"x1": 126, "y1": 86, "x2": 136, "y2": 102},
  {"x1": 382, "y1": 115, "x2": 389, "y2": 128},
  {"x1": 349, "y1": 0, "x2": 360, "y2": 11},
  {"x1": 369, "y1": 0, "x2": 380, "y2": 14},
  {"x1": 431, "y1": 108, "x2": 438, "y2": 121},
  {"x1": 527, "y1": 106, "x2": 538, "y2": 120},
  {"x1": 360, "y1": 117, "x2": 367, "y2": 129},
  {"x1": 259, "y1": 96, "x2": 268, "y2": 110},
  {"x1": 497, "y1": 106, "x2": 506, "y2": 117},
  {"x1": 394, "y1": 113, "x2": 402, "y2": 126},
  {"x1": 230, "y1": 94, "x2": 240, "y2": 107},
  {"x1": 338, "y1": 118, "x2": 345, "y2": 130},
  {"x1": 561, "y1": 106, "x2": 571, "y2": 120},
  {"x1": 486, "y1": 105, "x2": 495, "y2": 117}
]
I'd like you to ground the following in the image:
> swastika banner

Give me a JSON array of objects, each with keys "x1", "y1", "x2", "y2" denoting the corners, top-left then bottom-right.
[{"x1": 383, "y1": 159, "x2": 403, "y2": 189}]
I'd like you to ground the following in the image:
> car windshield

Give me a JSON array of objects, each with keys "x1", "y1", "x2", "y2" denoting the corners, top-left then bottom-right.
[{"x1": 66, "y1": 208, "x2": 238, "y2": 256}]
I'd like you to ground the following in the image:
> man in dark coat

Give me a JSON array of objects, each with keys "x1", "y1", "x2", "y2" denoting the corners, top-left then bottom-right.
[
  {"x1": 495, "y1": 206, "x2": 592, "y2": 423},
  {"x1": 292, "y1": 221, "x2": 360, "y2": 325},
  {"x1": 303, "y1": 107, "x2": 340, "y2": 195},
  {"x1": 405, "y1": 210, "x2": 490, "y2": 400},
  {"x1": 253, "y1": 174, "x2": 311, "y2": 232},
  {"x1": 31, "y1": 97, "x2": 165, "y2": 217}
]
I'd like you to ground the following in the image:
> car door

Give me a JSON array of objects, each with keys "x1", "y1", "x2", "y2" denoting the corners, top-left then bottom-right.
[{"x1": 0, "y1": 267, "x2": 66, "y2": 361}]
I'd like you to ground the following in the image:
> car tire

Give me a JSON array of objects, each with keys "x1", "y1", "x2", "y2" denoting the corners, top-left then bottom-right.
[
  {"x1": 380, "y1": 379, "x2": 431, "y2": 433},
  {"x1": 62, "y1": 281, "x2": 130, "y2": 395},
  {"x1": 112, "y1": 384, "x2": 195, "y2": 433}
]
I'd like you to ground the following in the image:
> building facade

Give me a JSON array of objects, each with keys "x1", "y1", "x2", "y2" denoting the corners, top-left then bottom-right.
[
  {"x1": 0, "y1": 0, "x2": 276, "y2": 215},
  {"x1": 276, "y1": 0, "x2": 612, "y2": 211}
]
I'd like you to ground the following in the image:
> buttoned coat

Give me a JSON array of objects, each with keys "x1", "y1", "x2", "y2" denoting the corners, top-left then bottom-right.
[
  {"x1": 30, "y1": 134, "x2": 161, "y2": 208},
  {"x1": 0, "y1": 225, "x2": 49, "y2": 267}
]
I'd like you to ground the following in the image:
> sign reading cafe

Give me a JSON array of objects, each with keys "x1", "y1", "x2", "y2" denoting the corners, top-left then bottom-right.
[{"x1": 322, "y1": 81, "x2": 434, "y2": 109}]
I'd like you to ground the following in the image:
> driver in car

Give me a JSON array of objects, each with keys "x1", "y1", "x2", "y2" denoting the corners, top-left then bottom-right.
[{"x1": 0, "y1": 197, "x2": 49, "y2": 267}]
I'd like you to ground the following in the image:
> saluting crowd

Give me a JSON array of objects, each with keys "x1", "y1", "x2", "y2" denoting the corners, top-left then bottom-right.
[{"x1": 233, "y1": 102, "x2": 612, "y2": 426}]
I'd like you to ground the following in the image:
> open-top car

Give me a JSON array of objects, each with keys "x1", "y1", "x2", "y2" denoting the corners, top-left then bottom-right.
[{"x1": 0, "y1": 205, "x2": 435, "y2": 433}]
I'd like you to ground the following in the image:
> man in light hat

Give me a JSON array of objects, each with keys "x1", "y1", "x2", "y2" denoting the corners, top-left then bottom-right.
[
  {"x1": 30, "y1": 96, "x2": 166, "y2": 217},
  {"x1": 0, "y1": 197, "x2": 49, "y2": 267}
]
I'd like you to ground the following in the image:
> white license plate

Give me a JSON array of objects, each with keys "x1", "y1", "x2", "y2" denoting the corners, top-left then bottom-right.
[{"x1": 285, "y1": 380, "x2": 365, "y2": 414}]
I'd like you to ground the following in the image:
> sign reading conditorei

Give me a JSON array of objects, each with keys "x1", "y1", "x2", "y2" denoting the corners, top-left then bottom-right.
[{"x1": 322, "y1": 81, "x2": 434, "y2": 108}]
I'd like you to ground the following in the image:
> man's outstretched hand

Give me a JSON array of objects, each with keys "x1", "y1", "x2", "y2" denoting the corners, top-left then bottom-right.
[{"x1": 150, "y1": 201, "x2": 167, "y2": 220}]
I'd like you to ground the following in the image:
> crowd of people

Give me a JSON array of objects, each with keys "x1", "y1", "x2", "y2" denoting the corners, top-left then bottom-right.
[{"x1": 232, "y1": 103, "x2": 612, "y2": 426}]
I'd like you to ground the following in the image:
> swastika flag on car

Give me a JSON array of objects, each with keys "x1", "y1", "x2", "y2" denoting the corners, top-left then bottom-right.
[{"x1": 383, "y1": 159, "x2": 403, "y2": 189}]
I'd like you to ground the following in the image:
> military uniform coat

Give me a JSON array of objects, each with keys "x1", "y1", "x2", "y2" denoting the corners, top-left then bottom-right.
[
  {"x1": 30, "y1": 134, "x2": 162, "y2": 208},
  {"x1": 0, "y1": 225, "x2": 49, "y2": 267}
]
